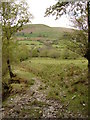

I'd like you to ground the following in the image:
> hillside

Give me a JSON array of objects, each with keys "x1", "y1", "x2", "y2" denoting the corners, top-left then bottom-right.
[
  {"x1": 16, "y1": 24, "x2": 74, "y2": 40},
  {"x1": 3, "y1": 24, "x2": 88, "y2": 118},
  {"x1": 20, "y1": 24, "x2": 74, "y2": 33},
  {"x1": 15, "y1": 24, "x2": 82, "y2": 59}
]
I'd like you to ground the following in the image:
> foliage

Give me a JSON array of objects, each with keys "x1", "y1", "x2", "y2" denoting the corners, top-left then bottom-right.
[
  {"x1": 16, "y1": 44, "x2": 30, "y2": 62},
  {"x1": 63, "y1": 30, "x2": 88, "y2": 57},
  {"x1": 45, "y1": 1, "x2": 88, "y2": 31},
  {"x1": 30, "y1": 48, "x2": 39, "y2": 57},
  {"x1": 1, "y1": 0, "x2": 32, "y2": 77},
  {"x1": 45, "y1": 1, "x2": 88, "y2": 59},
  {"x1": 1, "y1": 1, "x2": 32, "y2": 36},
  {"x1": 1, "y1": 0, "x2": 33, "y2": 100},
  {"x1": 2, "y1": 38, "x2": 17, "y2": 75}
]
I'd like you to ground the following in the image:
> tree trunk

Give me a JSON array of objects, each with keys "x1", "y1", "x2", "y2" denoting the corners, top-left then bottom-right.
[
  {"x1": 88, "y1": 59, "x2": 90, "y2": 118},
  {"x1": 7, "y1": 59, "x2": 14, "y2": 79},
  {"x1": 88, "y1": 1, "x2": 90, "y2": 118}
]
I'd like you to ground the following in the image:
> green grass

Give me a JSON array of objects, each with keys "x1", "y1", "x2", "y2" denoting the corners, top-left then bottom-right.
[
  {"x1": 3, "y1": 24, "x2": 88, "y2": 117},
  {"x1": 20, "y1": 58, "x2": 88, "y2": 116},
  {"x1": 18, "y1": 40, "x2": 43, "y2": 45},
  {"x1": 11, "y1": 83, "x2": 27, "y2": 93},
  {"x1": 2, "y1": 64, "x2": 36, "y2": 100},
  {"x1": 18, "y1": 40, "x2": 43, "y2": 51},
  {"x1": 21, "y1": 107, "x2": 43, "y2": 118},
  {"x1": 13, "y1": 66, "x2": 35, "y2": 86},
  {"x1": 17, "y1": 39, "x2": 83, "y2": 59}
]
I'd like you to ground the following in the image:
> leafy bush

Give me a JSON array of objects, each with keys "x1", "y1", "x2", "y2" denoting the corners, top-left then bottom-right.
[
  {"x1": 2, "y1": 38, "x2": 18, "y2": 76},
  {"x1": 61, "y1": 49, "x2": 80, "y2": 59},
  {"x1": 47, "y1": 49, "x2": 60, "y2": 58},
  {"x1": 30, "y1": 48, "x2": 39, "y2": 57},
  {"x1": 61, "y1": 49, "x2": 69, "y2": 59},
  {"x1": 16, "y1": 45, "x2": 30, "y2": 62},
  {"x1": 39, "y1": 46, "x2": 60, "y2": 58},
  {"x1": 39, "y1": 49, "x2": 48, "y2": 57}
]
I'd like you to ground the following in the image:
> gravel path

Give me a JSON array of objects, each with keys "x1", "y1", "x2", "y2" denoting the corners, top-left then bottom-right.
[
  {"x1": 2, "y1": 77, "x2": 85, "y2": 119},
  {"x1": 2, "y1": 77, "x2": 64, "y2": 118}
]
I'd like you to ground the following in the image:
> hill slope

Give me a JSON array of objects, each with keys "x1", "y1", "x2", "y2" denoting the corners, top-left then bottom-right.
[
  {"x1": 15, "y1": 24, "x2": 83, "y2": 59},
  {"x1": 16, "y1": 24, "x2": 74, "y2": 40}
]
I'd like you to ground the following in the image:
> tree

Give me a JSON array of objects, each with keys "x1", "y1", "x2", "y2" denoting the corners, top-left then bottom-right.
[
  {"x1": 45, "y1": 0, "x2": 90, "y2": 66},
  {"x1": 1, "y1": 1, "x2": 33, "y2": 78},
  {"x1": 45, "y1": 1, "x2": 87, "y2": 30}
]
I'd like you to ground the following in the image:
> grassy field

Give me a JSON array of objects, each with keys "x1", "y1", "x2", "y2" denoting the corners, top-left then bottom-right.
[
  {"x1": 21, "y1": 58, "x2": 88, "y2": 111},
  {"x1": 5, "y1": 58, "x2": 87, "y2": 117},
  {"x1": 2, "y1": 24, "x2": 88, "y2": 118}
]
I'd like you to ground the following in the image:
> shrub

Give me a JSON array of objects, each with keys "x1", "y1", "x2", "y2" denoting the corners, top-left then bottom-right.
[
  {"x1": 47, "y1": 50, "x2": 60, "y2": 58},
  {"x1": 16, "y1": 45, "x2": 30, "y2": 62},
  {"x1": 61, "y1": 49, "x2": 80, "y2": 59},
  {"x1": 30, "y1": 48, "x2": 39, "y2": 57},
  {"x1": 39, "y1": 46, "x2": 60, "y2": 58},
  {"x1": 39, "y1": 49, "x2": 48, "y2": 57}
]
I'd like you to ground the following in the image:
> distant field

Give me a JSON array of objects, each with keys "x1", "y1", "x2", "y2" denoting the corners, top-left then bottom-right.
[{"x1": 15, "y1": 24, "x2": 82, "y2": 60}]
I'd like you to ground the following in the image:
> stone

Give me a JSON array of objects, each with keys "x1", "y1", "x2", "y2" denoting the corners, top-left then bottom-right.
[
  {"x1": 39, "y1": 110, "x2": 42, "y2": 114},
  {"x1": 83, "y1": 103, "x2": 85, "y2": 106},
  {"x1": 63, "y1": 95, "x2": 66, "y2": 97},
  {"x1": 11, "y1": 98, "x2": 13, "y2": 101},
  {"x1": 0, "y1": 108, "x2": 4, "y2": 111},
  {"x1": 72, "y1": 95, "x2": 76, "y2": 100}
]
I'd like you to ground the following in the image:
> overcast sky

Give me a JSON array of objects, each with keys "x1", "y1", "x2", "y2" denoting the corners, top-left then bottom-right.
[{"x1": 27, "y1": 0, "x2": 73, "y2": 28}]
